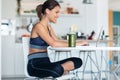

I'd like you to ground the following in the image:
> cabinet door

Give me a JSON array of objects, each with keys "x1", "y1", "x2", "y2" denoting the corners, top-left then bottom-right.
[
  {"x1": 14, "y1": 43, "x2": 24, "y2": 76},
  {"x1": 2, "y1": 36, "x2": 25, "y2": 77},
  {"x1": 2, "y1": 36, "x2": 16, "y2": 77}
]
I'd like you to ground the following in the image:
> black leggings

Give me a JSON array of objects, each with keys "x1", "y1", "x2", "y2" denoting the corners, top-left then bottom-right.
[{"x1": 27, "y1": 57, "x2": 82, "y2": 78}]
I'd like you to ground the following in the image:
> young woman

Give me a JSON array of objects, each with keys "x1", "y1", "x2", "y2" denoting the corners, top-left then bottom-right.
[{"x1": 27, "y1": 0, "x2": 88, "y2": 78}]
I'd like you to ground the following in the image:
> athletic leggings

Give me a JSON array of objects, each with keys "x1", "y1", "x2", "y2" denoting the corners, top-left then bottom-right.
[{"x1": 27, "y1": 53, "x2": 82, "y2": 78}]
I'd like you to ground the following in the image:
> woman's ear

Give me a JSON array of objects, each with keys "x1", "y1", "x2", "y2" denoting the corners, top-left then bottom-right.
[{"x1": 45, "y1": 9, "x2": 50, "y2": 14}]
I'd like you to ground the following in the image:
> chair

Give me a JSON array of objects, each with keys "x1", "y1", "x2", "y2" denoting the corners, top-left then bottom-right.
[
  {"x1": 22, "y1": 36, "x2": 39, "y2": 80},
  {"x1": 22, "y1": 36, "x2": 75, "y2": 80}
]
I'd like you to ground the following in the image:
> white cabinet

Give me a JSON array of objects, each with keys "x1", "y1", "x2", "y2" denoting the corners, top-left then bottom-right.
[
  {"x1": 2, "y1": 36, "x2": 16, "y2": 77},
  {"x1": 1, "y1": 36, "x2": 24, "y2": 77}
]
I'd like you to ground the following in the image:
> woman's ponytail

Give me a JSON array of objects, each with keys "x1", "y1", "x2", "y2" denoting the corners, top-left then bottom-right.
[{"x1": 36, "y1": 4, "x2": 43, "y2": 20}]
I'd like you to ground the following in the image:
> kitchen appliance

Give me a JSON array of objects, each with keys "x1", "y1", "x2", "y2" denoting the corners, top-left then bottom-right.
[{"x1": 1, "y1": 19, "x2": 15, "y2": 35}]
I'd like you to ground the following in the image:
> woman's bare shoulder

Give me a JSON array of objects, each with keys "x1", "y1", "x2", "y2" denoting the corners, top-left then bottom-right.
[{"x1": 34, "y1": 22, "x2": 43, "y2": 29}]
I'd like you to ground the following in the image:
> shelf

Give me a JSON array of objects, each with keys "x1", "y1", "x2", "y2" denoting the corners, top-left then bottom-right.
[
  {"x1": 60, "y1": 14, "x2": 80, "y2": 17},
  {"x1": 20, "y1": 13, "x2": 37, "y2": 17},
  {"x1": 21, "y1": 0, "x2": 45, "y2": 3},
  {"x1": 19, "y1": 13, "x2": 80, "y2": 17},
  {"x1": 19, "y1": 0, "x2": 81, "y2": 17}
]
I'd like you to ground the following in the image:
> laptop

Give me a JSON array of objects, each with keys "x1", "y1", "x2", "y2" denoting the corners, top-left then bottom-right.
[
  {"x1": 76, "y1": 26, "x2": 103, "y2": 47},
  {"x1": 95, "y1": 26, "x2": 103, "y2": 47}
]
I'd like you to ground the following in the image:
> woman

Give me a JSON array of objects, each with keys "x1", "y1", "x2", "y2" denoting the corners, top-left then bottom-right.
[{"x1": 27, "y1": 0, "x2": 88, "y2": 78}]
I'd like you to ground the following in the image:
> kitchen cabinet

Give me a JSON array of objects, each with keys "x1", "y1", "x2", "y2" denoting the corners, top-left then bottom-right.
[
  {"x1": 2, "y1": 36, "x2": 16, "y2": 77},
  {"x1": 2, "y1": 36, "x2": 24, "y2": 77}
]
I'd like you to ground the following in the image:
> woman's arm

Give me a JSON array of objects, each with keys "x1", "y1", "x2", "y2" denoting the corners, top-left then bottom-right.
[
  {"x1": 35, "y1": 24, "x2": 68, "y2": 47},
  {"x1": 48, "y1": 25, "x2": 59, "y2": 41}
]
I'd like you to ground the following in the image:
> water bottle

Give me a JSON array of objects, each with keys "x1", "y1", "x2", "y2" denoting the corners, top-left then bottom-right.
[{"x1": 68, "y1": 32, "x2": 76, "y2": 47}]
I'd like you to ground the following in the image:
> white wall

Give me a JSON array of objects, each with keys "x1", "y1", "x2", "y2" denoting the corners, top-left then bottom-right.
[
  {"x1": 96, "y1": 0, "x2": 108, "y2": 37},
  {"x1": 1, "y1": 0, "x2": 16, "y2": 19},
  {"x1": 109, "y1": 0, "x2": 120, "y2": 11}
]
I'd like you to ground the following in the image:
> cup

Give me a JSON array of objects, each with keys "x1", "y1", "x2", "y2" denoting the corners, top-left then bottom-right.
[{"x1": 68, "y1": 33, "x2": 76, "y2": 47}]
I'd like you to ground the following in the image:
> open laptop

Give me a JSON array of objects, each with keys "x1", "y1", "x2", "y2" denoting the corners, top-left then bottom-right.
[
  {"x1": 76, "y1": 26, "x2": 103, "y2": 48},
  {"x1": 95, "y1": 26, "x2": 103, "y2": 47}
]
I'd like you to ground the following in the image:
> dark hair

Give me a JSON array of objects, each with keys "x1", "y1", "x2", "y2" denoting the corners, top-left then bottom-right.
[{"x1": 36, "y1": 0, "x2": 60, "y2": 20}]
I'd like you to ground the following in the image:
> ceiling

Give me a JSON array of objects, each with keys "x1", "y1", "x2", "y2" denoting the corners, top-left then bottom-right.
[{"x1": 109, "y1": 0, "x2": 120, "y2": 11}]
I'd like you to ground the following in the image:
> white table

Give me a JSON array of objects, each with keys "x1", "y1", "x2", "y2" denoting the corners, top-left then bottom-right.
[
  {"x1": 48, "y1": 46, "x2": 120, "y2": 80},
  {"x1": 48, "y1": 46, "x2": 120, "y2": 51}
]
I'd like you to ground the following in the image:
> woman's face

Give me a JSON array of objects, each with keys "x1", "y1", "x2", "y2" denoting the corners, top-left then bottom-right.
[{"x1": 47, "y1": 6, "x2": 60, "y2": 23}]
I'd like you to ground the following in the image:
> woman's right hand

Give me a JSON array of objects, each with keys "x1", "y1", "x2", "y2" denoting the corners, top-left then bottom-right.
[{"x1": 77, "y1": 41, "x2": 89, "y2": 46}]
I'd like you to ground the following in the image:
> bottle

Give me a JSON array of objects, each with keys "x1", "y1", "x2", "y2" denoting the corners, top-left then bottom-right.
[{"x1": 68, "y1": 27, "x2": 76, "y2": 47}]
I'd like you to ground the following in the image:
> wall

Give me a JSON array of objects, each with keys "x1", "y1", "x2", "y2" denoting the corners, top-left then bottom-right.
[
  {"x1": 1, "y1": 0, "x2": 16, "y2": 19},
  {"x1": 109, "y1": 0, "x2": 120, "y2": 11},
  {"x1": 96, "y1": 0, "x2": 108, "y2": 37}
]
